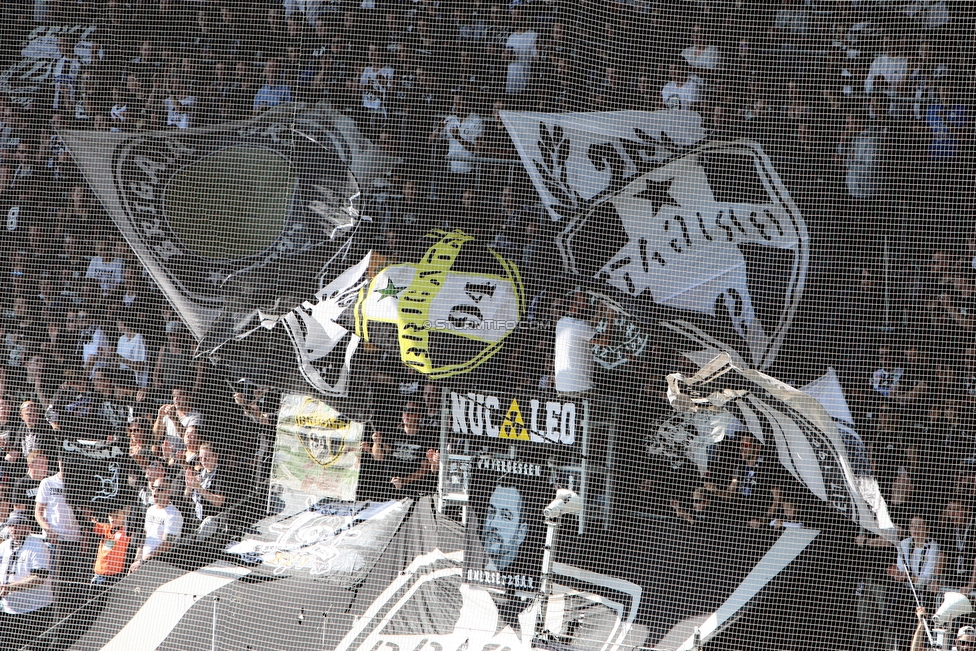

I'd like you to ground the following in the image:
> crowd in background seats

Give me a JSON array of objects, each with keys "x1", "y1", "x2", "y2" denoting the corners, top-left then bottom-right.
[{"x1": 0, "y1": 1, "x2": 975, "y2": 648}]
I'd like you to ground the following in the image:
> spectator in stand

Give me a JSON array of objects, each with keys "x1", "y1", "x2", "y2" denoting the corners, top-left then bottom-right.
[
  {"x1": 540, "y1": 57, "x2": 583, "y2": 112},
  {"x1": 130, "y1": 476, "x2": 182, "y2": 573},
  {"x1": 370, "y1": 401, "x2": 439, "y2": 499},
  {"x1": 10, "y1": 450, "x2": 47, "y2": 521},
  {"x1": 504, "y1": 6, "x2": 538, "y2": 106},
  {"x1": 253, "y1": 58, "x2": 293, "y2": 114},
  {"x1": 865, "y1": 35, "x2": 909, "y2": 99},
  {"x1": 115, "y1": 317, "x2": 148, "y2": 389},
  {"x1": 681, "y1": 23, "x2": 721, "y2": 77},
  {"x1": 661, "y1": 62, "x2": 701, "y2": 111},
  {"x1": 490, "y1": 185, "x2": 529, "y2": 252},
  {"x1": 939, "y1": 269, "x2": 976, "y2": 339},
  {"x1": 925, "y1": 82, "x2": 968, "y2": 210},
  {"x1": 34, "y1": 452, "x2": 86, "y2": 617},
  {"x1": 8, "y1": 400, "x2": 55, "y2": 470},
  {"x1": 891, "y1": 344, "x2": 932, "y2": 425},
  {"x1": 888, "y1": 516, "x2": 941, "y2": 649},
  {"x1": 359, "y1": 45, "x2": 394, "y2": 136},
  {"x1": 84, "y1": 240, "x2": 124, "y2": 296},
  {"x1": 162, "y1": 78, "x2": 196, "y2": 130},
  {"x1": 184, "y1": 442, "x2": 231, "y2": 522},
  {"x1": 933, "y1": 499, "x2": 976, "y2": 594},
  {"x1": 153, "y1": 386, "x2": 204, "y2": 463},
  {"x1": 153, "y1": 321, "x2": 204, "y2": 398},
  {"x1": 870, "y1": 343, "x2": 905, "y2": 409},
  {"x1": 707, "y1": 432, "x2": 786, "y2": 529},
  {"x1": 383, "y1": 177, "x2": 434, "y2": 239},
  {"x1": 0, "y1": 511, "x2": 53, "y2": 650},
  {"x1": 437, "y1": 94, "x2": 483, "y2": 203},
  {"x1": 588, "y1": 66, "x2": 631, "y2": 112},
  {"x1": 89, "y1": 506, "x2": 129, "y2": 588}
]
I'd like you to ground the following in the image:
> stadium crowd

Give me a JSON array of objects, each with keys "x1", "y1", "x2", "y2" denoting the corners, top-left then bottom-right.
[{"x1": 0, "y1": 0, "x2": 974, "y2": 648}]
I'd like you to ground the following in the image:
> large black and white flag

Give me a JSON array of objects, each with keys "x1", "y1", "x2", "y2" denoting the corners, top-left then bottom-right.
[
  {"x1": 60, "y1": 103, "x2": 385, "y2": 345},
  {"x1": 502, "y1": 110, "x2": 808, "y2": 370},
  {"x1": 665, "y1": 353, "x2": 895, "y2": 539}
]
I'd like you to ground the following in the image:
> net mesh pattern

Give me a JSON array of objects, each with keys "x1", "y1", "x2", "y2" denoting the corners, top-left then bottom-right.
[{"x1": 0, "y1": 2, "x2": 973, "y2": 650}]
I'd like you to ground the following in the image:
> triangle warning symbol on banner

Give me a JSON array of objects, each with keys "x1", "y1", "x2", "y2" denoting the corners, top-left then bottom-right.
[{"x1": 498, "y1": 399, "x2": 530, "y2": 440}]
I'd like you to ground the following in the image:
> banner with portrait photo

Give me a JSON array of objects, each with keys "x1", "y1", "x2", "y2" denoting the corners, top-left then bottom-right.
[
  {"x1": 272, "y1": 393, "x2": 364, "y2": 507},
  {"x1": 463, "y1": 453, "x2": 549, "y2": 594}
]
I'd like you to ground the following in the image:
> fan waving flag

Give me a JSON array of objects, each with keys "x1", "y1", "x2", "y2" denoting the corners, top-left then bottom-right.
[
  {"x1": 665, "y1": 353, "x2": 896, "y2": 540},
  {"x1": 59, "y1": 102, "x2": 385, "y2": 345}
]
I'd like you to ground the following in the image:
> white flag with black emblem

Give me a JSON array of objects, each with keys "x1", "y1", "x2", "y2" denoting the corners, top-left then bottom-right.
[{"x1": 501, "y1": 110, "x2": 808, "y2": 370}]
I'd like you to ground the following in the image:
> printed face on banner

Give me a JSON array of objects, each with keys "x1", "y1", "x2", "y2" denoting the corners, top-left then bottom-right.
[
  {"x1": 464, "y1": 456, "x2": 547, "y2": 593},
  {"x1": 500, "y1": 111, "x2": 808, "y2": 371}
]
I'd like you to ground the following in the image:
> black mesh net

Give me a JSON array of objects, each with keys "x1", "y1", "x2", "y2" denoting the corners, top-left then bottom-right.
[{"x1": 0, "y1": 1, "x2": 973, "y2": 650}]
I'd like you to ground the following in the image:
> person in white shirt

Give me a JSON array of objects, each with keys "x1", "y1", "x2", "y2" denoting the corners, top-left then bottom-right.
[
  {"x1": 889, "y1": 516, "x2": 941, "y2": 648},
  {"x1": 0, "y1": 511, "x2": 53, "y2": 649},
  {"x1": 554, "y1": 292, "x2": 597, "y2": 394},
  {"x1": 116, "y1": 318, "x2": 148, "y2": 387},
  {"x1": 153, "y1": 387, "x2": 204, "y2": 461},
  {"x1": 360, "y1": 45, "x2": 394, "y2": 120},
  {"x1": 441, "y1": 94, "x2": 483, "y2": 175},
  {"x1": 163, "y1": 79, "x2": 197, "y2": 129},
  {"x1": 132, "y1": 477, "x2": 183, "y2": 573},
  {"x1": 34, "y1": 460, "x2": 81, "y2": 544},
  {"x1": 865, "y1": 36, "x2": 908, "y2": 97},
  {"x1": 661, "y1": 63, "x2": 701, "y2": 110},
  {"x1": 85, "y1": 240, "x2": 124, "y2": 294},
  {"x1": 681, "y1": 24, "x2": 720, "y2": 74},
  {"x1": 505, "y1": 15, "x2": 538, "y2": 97},
  {"x1": 435, "y1": 94, "x2": 483, "y2": 202},
  {"x1": 34, "y1": 455, "x2": 87, "y2": 617},
  {"x1": 52, "y1": 36, "x2": 81, "y2": 114}
]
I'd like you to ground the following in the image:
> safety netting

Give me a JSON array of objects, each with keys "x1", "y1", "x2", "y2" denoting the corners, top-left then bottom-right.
[{"x1": 0, "y1": 2, "x2": 974, "y2": 651}]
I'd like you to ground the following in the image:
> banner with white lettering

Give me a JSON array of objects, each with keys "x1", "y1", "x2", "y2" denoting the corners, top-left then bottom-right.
[
  {"x1": 501, "y1": 111, "x2": 808, "y2": 370},
  {"x1": 463, "y1": 455, "x2": 548, "y2": 593},
  {"x1": 60, "y1": 103, "x2": 384, "y2": 345},
  {"x1": 449, "y1": 391, "x2": 583, "y2": 447}
]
